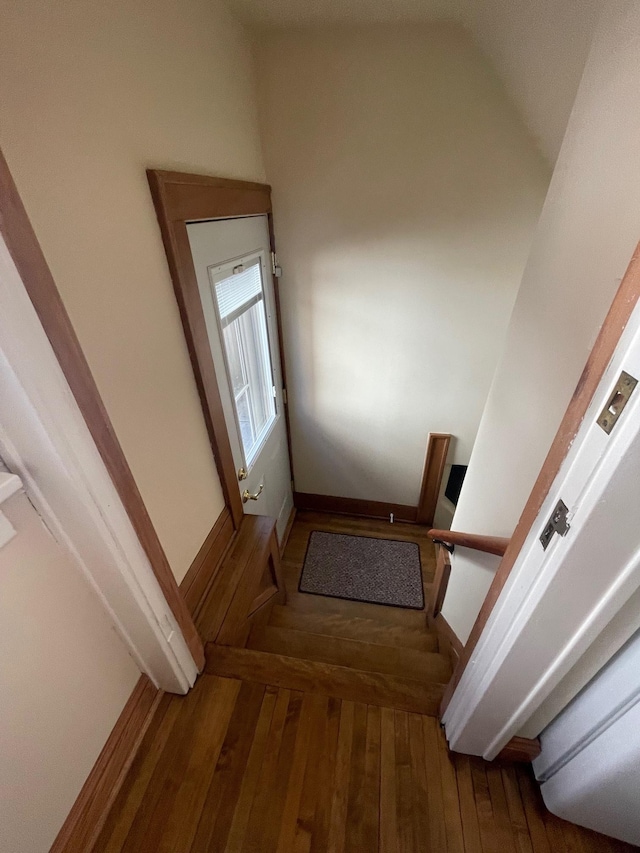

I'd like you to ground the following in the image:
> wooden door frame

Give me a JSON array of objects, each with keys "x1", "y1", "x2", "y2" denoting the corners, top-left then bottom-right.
[
  {"x1": 0, "y1": 148, "x2": 204, "y2": 673},
  {"x1": 147, "y1": 170, "x2": 293, "y2": 531},
  {"x1": 442, "y1": 242, "x2": 640, "y2": 717}
]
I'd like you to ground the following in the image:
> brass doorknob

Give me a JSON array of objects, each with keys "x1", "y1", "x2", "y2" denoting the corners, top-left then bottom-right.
[{"x1": 242, "y1": 484, "x2": 264, "y2": 503}]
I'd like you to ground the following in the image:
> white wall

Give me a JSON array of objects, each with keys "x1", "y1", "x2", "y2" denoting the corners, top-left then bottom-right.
[
  {"x1": 467, "y1": 0, "x2": 601, "y2": 163},
  {"x1": 0, "y1": 488, "x2": 140, "y2": 853},
  {"x1": 255, "y1": 24, "x2": 549, "y2": 506},
  {"x1": 444, "y1": 0, "x2": 640, "y2": 644},
  {"x1": 0, "y1": 0, "x2": 266, "y2": 582}
]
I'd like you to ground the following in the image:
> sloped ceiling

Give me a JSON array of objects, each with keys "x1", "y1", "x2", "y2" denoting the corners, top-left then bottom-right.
[
  {"x1": 466, "y1": 0, "x2": 602, "y2": 162},
  {"x1": 227, "y1": 0, "x2": 602, "y2": 163}
]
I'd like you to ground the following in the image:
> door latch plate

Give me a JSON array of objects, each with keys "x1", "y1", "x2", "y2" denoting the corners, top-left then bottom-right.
[
  {"x1": 597, "y1": 371, "x2": 637, "y2": 434},
  {"x1": 540, "y1": 499, "x2": 570, "y2": 551}
]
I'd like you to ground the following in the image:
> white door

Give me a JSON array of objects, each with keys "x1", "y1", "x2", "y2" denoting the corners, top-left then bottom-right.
[
  {"x1": 187, "y1": 216, "x2": 293, "y2": 542},
  {"x1": 442, "y1": 292, "x2": 640, "y2": 759}
]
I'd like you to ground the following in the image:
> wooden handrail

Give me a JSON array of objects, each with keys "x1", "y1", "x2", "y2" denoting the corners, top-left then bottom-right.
[{"x1": 428, "y1": 529, "x2": 510, "y2": 557}]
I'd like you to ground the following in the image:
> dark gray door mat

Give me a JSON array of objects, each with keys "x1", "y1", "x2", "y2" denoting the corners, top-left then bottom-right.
[{"x1": 299, "y1": 530, "x2": 424, "y2": 610}]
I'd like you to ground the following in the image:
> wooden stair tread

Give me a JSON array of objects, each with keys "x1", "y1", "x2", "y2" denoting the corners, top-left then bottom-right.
[
  {"x1": 267, "y1": 604, "x2": 438, "y2": 651},
  {"x1": 246, "y1": 625, "x2": 451, "y2": 682},
  {"x1": 281, "y1": 590, "x2": 429, "y2": 629},
  {"x1": 204, "y1": 644, "x2": 446, "y2": 716}
]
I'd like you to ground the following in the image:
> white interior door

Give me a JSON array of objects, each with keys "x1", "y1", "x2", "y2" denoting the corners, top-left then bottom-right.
[
  {"x1": 442, "y1": 292, "x2": 640, "y2": 759},
  {"x1": 187, "y1": 216, "x2": 293, "y2": 541}
]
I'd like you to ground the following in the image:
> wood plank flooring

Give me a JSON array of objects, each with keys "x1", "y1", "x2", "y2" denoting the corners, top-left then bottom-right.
[
  {"x1": 94, "y1": 512, "x2": 637, "y2": 851},
  {"x1": 94, "y1": 670, "x2": 635, "y2": 852}
]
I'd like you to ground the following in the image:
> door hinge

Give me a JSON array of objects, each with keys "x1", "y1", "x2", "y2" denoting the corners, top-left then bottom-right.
[
  {"x1": 282, "y1": 388, "x2": 288, "y2": 405},
  {"x1": 271, "y1": 251, "x2": 282, "y2": 278},
  {"x1": 540, "y1": 499, "x2": 570, "y2": 551}
]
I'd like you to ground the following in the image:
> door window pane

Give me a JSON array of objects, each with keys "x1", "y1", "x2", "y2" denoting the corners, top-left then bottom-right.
[{"x1": 213, "y1": 261, "x2": 276, "y2": 465}]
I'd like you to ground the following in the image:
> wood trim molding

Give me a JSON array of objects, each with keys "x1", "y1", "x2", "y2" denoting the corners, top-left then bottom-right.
[
  {"x1": 428, "y1": 529, "x2": 510, "y2": 557},
  {"x1": 496, "y1": 736, "x2": 541, "y2": 763},
  {"x1": 293, "y1": 491, "x2": 417, "y2": 523},
  {"x1": 428, "y1": 544, "x2": 452, "y2": 619},
  {"x1": 50, "y1": 675, "x2": 162, "y2": 853},
  {"x1": 441, "y1": 242, "x2": 640, "y2": 715},
  {"x1": 153, "y1": 170, "x2": 273, "y2": 222},
  {"x1": 147, "y1": 170, "x2": 246, "y2": 528},
  {"x1": 0, "y1": 149, "x2": 204, "y2": 671},
  {"x1": 416, "y1": 433, "x2": 451, "y2": 526},
  {"x1": 147, "y1": 169, "x2": 295, "y2": 531},
  {"x1": 179, "y1": 507, "x2": 235, "y2": 618},
  {"x1": 279, "y1": 506, "x2": 297, "y2": 556}
]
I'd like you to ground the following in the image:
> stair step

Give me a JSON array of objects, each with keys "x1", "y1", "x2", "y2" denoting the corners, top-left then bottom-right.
[
  {"x1": 247, "y1": 625, "x2": 451, "y2": 683},
  {"x1": 268, "y1": 604, "x2": 438, "y2": 652},
  {"x1": 282, "y1": 590, "x2": 429, "y2": 629},
  {"x1": 204, "y1": 644, "x2": 446, "y2": 716}
]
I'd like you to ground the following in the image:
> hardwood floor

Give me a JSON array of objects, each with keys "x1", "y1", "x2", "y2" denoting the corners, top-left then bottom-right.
[
  {"x1": 94, "y1": 512, "x2": 636, "y2": 851},
  {"x1": 94, "y1": 671, "x2": 634, "y2": 852}
]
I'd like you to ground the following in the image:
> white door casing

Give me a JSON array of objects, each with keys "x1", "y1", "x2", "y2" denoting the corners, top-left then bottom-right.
[
  {"x1": 443, "y1": 296, "x2": 640, "y2": 758},
  {"x1": 187, "y1": 216, "x2": 294, "y2": 541},
  {"x1": 0, "y1": 233, "x2": 198, "y2": 694}
]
